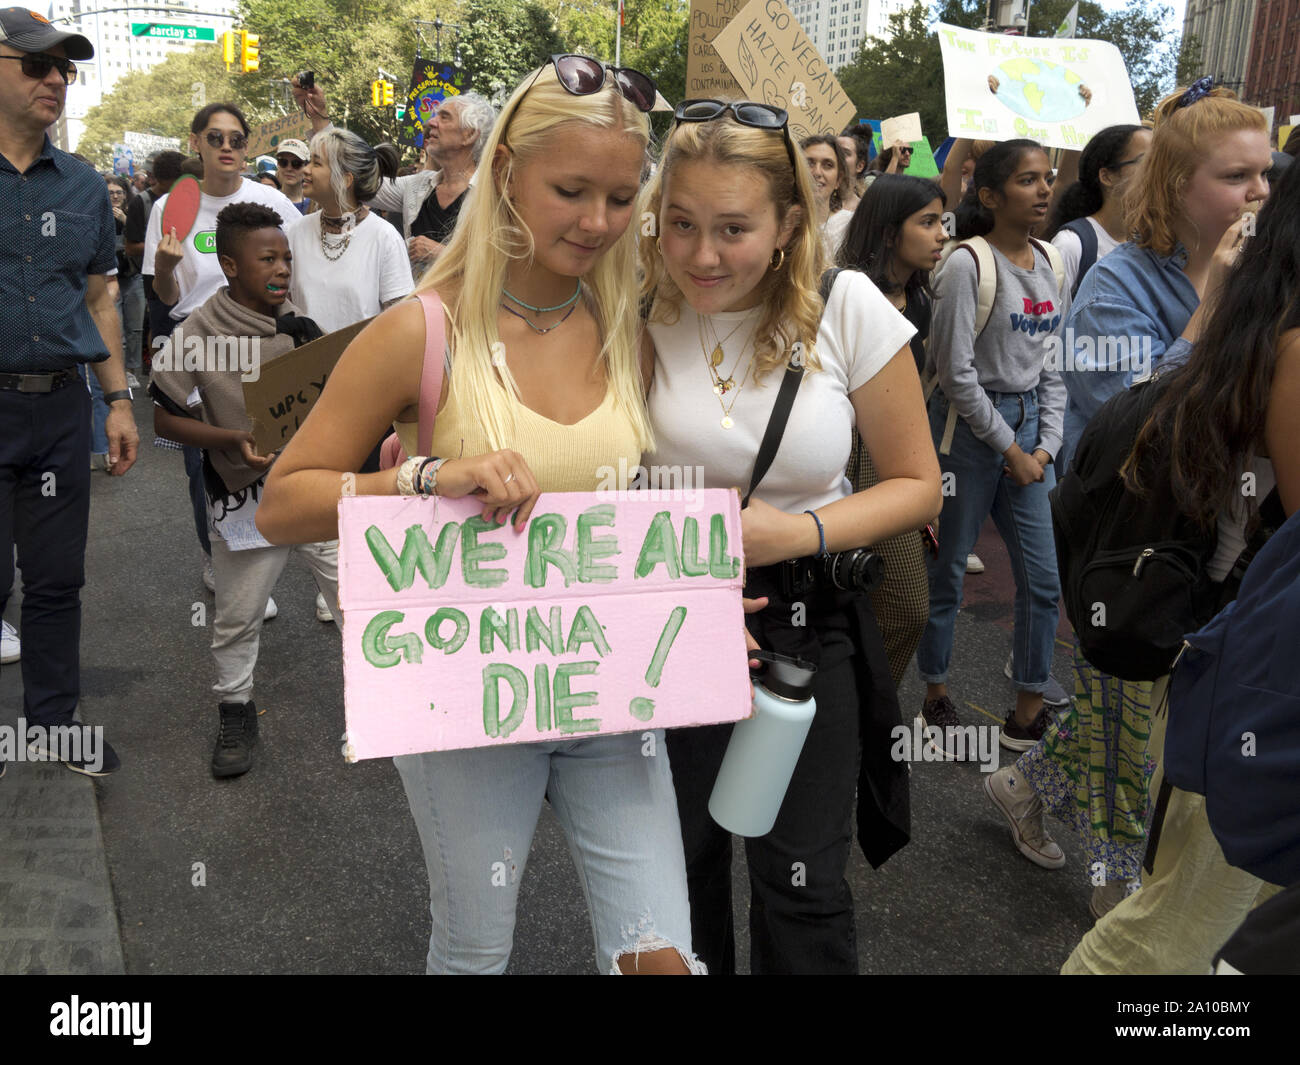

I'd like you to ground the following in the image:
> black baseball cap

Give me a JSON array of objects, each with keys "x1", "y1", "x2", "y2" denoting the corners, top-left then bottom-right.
[{"x1": 0, "y1": 7, "x2": 93, "y2": 60}]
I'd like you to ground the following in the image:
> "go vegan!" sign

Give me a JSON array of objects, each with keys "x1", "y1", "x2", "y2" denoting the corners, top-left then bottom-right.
[{"x1": 337, "y1": 491, "x2": 752, "y2": 759}]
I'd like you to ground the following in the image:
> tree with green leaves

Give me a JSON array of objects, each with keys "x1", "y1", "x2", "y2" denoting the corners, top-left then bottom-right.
[{"x1": 836, "y1": 3, "x2": 946, "y2": 138}]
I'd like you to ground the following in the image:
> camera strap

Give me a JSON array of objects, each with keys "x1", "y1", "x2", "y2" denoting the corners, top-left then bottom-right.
[
  {"x1": 742, "y1": 268, "x2": 843, "y2": 509},
  {"x1": 743, "y1": 362, "x2": 803, "y2": 509}
]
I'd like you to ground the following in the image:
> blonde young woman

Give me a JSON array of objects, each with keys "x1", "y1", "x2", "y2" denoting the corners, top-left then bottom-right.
[
  {"x1": 256, "y1": 57, "x2": 704, "y2": 975},
  {"x1": 640, "y1": 101, "x2": 941, "y2": 973}
]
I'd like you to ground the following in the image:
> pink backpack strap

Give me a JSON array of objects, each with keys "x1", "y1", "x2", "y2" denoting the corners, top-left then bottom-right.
[{"x1": 415, "y1": 290, "x2": 446, "y2": 456}]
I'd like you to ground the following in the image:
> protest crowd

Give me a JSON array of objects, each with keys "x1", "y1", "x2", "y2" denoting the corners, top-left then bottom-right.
[{"x1": 2, "y1": 2, "x2": 1299, "y2": 977}]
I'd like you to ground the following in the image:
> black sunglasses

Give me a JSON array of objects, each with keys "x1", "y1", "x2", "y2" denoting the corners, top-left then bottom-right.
[
  {"x1": 0, "y1": 52, "x2": 76, "y2": 85},
  {"x1": 673, "y1": 99, "x2": 799, "y2": 173},
  {"x1": 502, "y1": 55, "x2": 657, "y2": 144},
  {"x1": 276, "y1": 156, "x2": 307, "y2": 169},
  {"x1": 204, "y1": 130, "x2": 248, "y2": 151}
]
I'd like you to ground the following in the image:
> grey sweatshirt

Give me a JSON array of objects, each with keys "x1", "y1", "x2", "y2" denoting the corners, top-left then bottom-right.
[{"x1": 928, "y1": 242, "x2": 1069, "y2": 459}]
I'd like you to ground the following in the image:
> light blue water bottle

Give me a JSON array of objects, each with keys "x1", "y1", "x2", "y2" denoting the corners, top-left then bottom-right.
[{"x1": 708, "y1": 650, "x2": 817, "y2": 837}]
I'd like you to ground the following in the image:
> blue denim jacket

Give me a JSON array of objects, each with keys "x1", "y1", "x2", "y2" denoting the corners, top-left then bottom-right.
[{"x1": 1058, "y1": 241, "x2": 1198, "y2": 471}]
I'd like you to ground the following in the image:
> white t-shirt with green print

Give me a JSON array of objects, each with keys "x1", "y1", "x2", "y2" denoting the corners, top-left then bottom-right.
[{"x1": 142, "y1": 177, "x2": 303, "y2": 321}]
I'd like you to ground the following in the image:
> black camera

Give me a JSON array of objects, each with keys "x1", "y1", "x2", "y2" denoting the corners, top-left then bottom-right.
[
  {"x1": 295, "y1": 70, "x2": 315, "y2": 90},
  {"x1": 779, "y1": 548, "x2": 884, "y2": 599}
]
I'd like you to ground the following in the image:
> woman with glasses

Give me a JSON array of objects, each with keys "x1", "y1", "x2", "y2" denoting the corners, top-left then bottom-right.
[
  {"x1": 641, "y1": 99, "x2": 941, "y2": 973},
  {"x1": 1046, "y1": 124, "x2": 1151, "y2": 305},
  {"x1": 256, "y1": 58, "x2": 705, "y2": 975}
]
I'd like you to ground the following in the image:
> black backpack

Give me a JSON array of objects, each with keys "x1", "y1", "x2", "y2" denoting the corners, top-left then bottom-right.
[{"x1": 1049, "y1": 370, "x2": 1264, "y2": 681}]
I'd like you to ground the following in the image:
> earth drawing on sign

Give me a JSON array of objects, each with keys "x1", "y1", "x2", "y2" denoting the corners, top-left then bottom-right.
[{"x1": 990, "y1": 58, "x2": 1088, "y2": 123}]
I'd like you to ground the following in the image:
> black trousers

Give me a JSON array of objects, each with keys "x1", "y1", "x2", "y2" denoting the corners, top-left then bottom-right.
[
  {"x1": 666, "y1": 623, "x2": 862, "y2": 975},
  {"x1": 0, "y1": 381, "x2": 92, "y2": 727}
]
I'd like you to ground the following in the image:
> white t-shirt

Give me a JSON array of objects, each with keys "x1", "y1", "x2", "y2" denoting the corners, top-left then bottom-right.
[
  {"x1": 822, "y1": 208, "x2": 853, "y2": 262},
  {"x1": 1208, "y1": 457, "x2": 1277, "y2": 583},
  {"x1": 646, "y1": 270, "x2": 915, "y2": 513},
  {"x1": 288, "y1": 211, "x2": 414, "y2": 334},
  {"x1": 143, "y1": 178, "x2": 304, "y2": 320},
  {"x1": 1051, "y1": 216, "x2": 1120, "y2": 296}
]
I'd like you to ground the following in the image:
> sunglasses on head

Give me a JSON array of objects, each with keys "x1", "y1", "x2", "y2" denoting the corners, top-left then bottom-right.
[
  {"x1": 276, "y1": 156, "x2": 306, "y2": 169},
  {"x1": 502, "y1": 55, "x2": 657, "y2": 144},
  {"x1": 673, "y1": 99, "x2": 799, "y2": 173},
  {"x1": 204, "y1": 130, "x2": 248, "y2": 151},
  {"x1": 0, "y1": 52, "x2": 77, "y2": 84}
]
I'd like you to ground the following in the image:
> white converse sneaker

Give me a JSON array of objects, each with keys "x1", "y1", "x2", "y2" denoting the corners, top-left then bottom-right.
[
  {"x1": 983, "y1": 766, "x2": 1065, "y2": 869},
  {"x1": 966, "y1": 553, "x2": 985, "y2": 574},
  {"x1": 202, "y1": 554, "x2": 215, "y2": 593},
  {"x1": 264, "y1": 597, "x2": 278, "y2": 622},
  {"x1": 1, "y1": 620, "x2": 19, "y2": 665},
  {"x1": 316, "y1": 593, "x2": 334, "y2": 623}
]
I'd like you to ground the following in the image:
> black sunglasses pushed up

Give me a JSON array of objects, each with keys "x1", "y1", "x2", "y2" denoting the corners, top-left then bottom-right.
[
  {"x1": 673, "y1": 99, "x2": 799, "y2": 173},
  {"x1": 502, "y1": 55, "x2": 658, "y2": 144},
  {"x1": 0, "y1": 52, "x2": 77, "y2": 85}
]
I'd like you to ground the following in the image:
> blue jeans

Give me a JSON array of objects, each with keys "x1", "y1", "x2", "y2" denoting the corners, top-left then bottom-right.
[
  {"x1": 118, "y1": 273, "x2": 145, "y2": 376},
  {"x1": 917, "y1": 390, "x2": 1061, "y2": 692},
  {"x1": 80, "y1": 364, "x2": 109, "y2": 456},
  {"x1": 393, "y1": 731, "x2": 703, "y2": 974}
]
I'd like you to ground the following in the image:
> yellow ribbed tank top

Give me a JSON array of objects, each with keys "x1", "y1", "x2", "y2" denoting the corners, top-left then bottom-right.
[{"x1": 394, "y1": 382, "x2": 640, "y2": 493}]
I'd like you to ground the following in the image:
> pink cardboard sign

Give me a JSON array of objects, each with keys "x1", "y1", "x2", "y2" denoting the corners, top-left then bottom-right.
[{"x1": 337, "y1": 490, "x2": 752, "y2": 760}]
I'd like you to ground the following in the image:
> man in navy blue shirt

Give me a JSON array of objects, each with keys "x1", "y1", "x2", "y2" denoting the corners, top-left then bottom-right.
[{"x1": 0, "y1": 6, "x2": 139, "y2": 776}]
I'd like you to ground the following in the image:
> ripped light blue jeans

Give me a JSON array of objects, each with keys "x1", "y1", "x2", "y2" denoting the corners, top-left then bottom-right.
[{"x1": 394, "y1": 729, "x2": 704, "y2": 974}]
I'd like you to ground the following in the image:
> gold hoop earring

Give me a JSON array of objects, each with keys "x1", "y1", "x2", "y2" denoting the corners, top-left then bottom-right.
[
  {"x1": 770, "y1": 247, "x2": 786, "y2": 271},
  {"x1": 656, "y1": 238, "x2": 664, "y2": 257}
]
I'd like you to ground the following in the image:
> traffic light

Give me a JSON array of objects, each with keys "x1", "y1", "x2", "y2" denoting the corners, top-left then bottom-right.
[
  {"x1": 220, "y1": 31, "x2": 235, "y2": 67},
  {"x1": 381, "y1": 81, "x2": 394, "y2": 106},
  {"x1": 239, "y1": 30, "x2": 259, "y2": 73},
  {"x1": 371, "y1": 79, "x2": 383, "y2": 107}
]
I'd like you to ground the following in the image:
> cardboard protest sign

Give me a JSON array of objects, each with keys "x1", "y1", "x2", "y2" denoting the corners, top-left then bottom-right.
[
  {"x1": 243, "y1": 317, "x2": 373, "y2": 452},
  {"x1": 881, "y1": 112, "x2": 923, "y2": 147},
  {"x1": 712, "y1": 0, "x2": 856, "y2": 141},
  {"x1": 871, "y1": 134, "x2": 939, "y2": 178},
  {"x1": 245, "y1": 112, "x2": 315, "y2": 160},
  {"x1": 337, "y1": 491, "x2": 752, "y2": 759},
  {"x1": 687, "y1": 0, "x2": 745, "y2": 98},
  {"x1": 400, "y1": 60, "x2": 469, "y2": 150},
  {"x1": 936, "y1": 23, "x2": 1139, "y2": 150}
]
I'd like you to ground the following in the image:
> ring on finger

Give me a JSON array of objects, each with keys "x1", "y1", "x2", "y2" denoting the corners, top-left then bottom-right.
[{"x1": 503, "y1": 473, "x2": 515, "y2": 485}]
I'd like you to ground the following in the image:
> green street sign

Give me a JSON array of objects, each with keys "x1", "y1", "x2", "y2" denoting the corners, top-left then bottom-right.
[{"x1": 131, "y1": 23, "x2": 216, "y2": 42}]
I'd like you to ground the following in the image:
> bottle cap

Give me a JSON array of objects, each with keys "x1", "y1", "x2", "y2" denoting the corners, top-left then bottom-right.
[{"x1": 750, "y1": 650, "x2": 816, "y2": 701}]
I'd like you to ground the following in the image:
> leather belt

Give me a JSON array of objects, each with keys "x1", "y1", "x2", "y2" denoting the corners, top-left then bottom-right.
[{"x1": 0, "y1": 369, "x2": 79, "y2": 393}]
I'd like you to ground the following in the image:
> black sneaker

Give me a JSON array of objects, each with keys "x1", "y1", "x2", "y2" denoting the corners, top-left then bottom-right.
[
  {"x1": 212, "y1": 701, "x2": 258, "y2": 778},
  {"x1": 919, "y1": 694, "x2": 966, "y2": 760},
  {"x1": 26, "y1": 728, "x2": 121, "y2": 776},
  {"x1": 1000, "y1": 707, "x2": 1049, "y2": 752}
]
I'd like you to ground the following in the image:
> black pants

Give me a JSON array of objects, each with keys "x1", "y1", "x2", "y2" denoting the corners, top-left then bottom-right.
[
  {"x1": 0, "y1": 381, "x2": 92, "y2": 727},
  {"x1": 666, "y1": 626, "x2": 862, "y2": 975}
]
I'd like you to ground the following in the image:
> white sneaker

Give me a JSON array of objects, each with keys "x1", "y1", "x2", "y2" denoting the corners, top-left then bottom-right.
[
  {"x1": 966, "y1": 553, "x2": 985, "y2": 574},
  {"x1": 126, "y1": 372, "x2": 141, "y2": 389},
  {"x1": 202, "y1": 555, "x2": 215, "y2": 593},
  {"x1": 983, "y1": 766, "x2": 1065, "y2": 869},
  {"x1": 264, "y1": 597, "x2": 277, "y2": 622},
  {"x1": 1, "y1": 620, "x2": 19, "y2": 665},
  {"x1": 316, "y1": 593, "x2": 334, "y2": 623}
]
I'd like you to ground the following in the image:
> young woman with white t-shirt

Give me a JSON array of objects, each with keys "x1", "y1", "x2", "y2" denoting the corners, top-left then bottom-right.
[
  {"x1": 290, "y1": 129, "x2": 414, "y2": 335},
  {"x1": 1047, "y1": 124, "x2": 1151, "y2": 299},
  {"x1": 640, "y1": 101, "x2": 941, "y2": 974}
]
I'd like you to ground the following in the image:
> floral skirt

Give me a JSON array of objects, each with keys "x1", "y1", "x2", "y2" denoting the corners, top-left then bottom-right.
[{"x1": 1016, "y1": 642, "x2": 1167, "y2": 885}]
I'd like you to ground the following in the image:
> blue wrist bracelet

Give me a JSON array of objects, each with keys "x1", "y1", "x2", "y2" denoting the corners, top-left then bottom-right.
[{"x1": 805, "y1": 509, "x2": 828, "y2": 558}]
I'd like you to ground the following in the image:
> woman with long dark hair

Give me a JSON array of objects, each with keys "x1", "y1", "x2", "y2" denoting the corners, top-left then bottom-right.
[
  {"x1": 918, "y1": 139, "x2": 1068, "y2": 762},
  {"x1": 1060, "y1": 146, "x2": 1299, "y2": 976},
  {"x1": 1048, "y1": 124, "x2": 1150, "y2": 299},
  {"x1": 837, "y1": 174, "x2": 947, "y2": 686}
]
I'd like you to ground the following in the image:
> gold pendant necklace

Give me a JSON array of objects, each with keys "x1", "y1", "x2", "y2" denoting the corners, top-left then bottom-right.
[{"x1": 698, "y1": 312, "x2": 752, "y2": 396}]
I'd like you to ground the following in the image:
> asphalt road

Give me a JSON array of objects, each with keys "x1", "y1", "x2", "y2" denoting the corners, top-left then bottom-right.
[{"x1": 2, "y1": 393, "x2": 1093, "y2": 974}]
